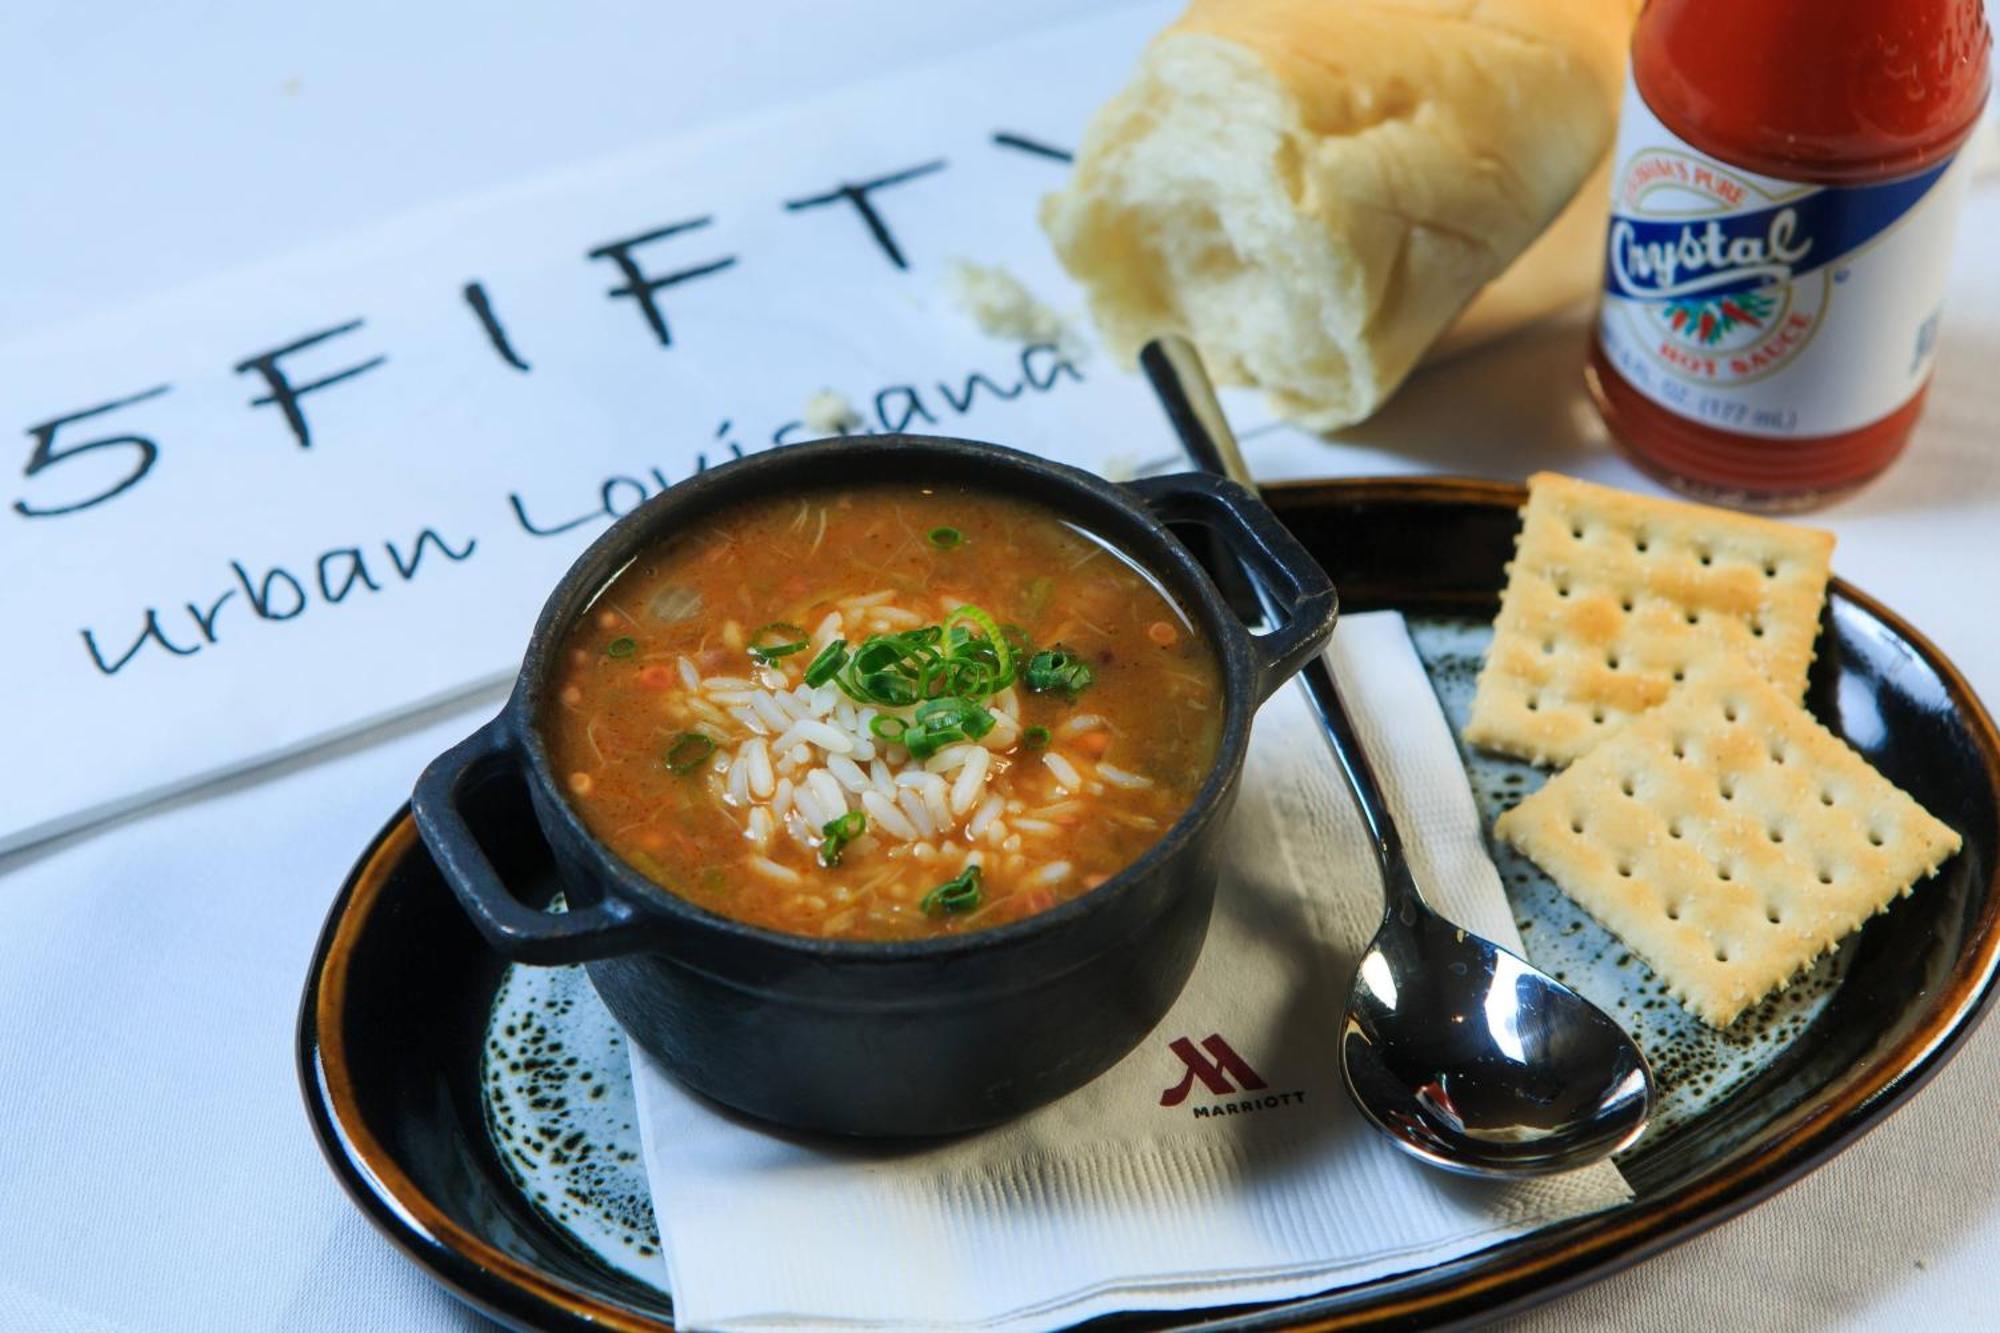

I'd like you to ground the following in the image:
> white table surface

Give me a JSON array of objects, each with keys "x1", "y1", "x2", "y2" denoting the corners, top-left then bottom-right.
[{"x1": 6, "y1": 4, "x2": 1998, "y2": 1330}]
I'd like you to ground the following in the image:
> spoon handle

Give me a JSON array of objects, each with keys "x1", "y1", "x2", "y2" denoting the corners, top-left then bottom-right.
[{"x1": 1139, "y1": 337, "x2": 1424, "y2": 917}]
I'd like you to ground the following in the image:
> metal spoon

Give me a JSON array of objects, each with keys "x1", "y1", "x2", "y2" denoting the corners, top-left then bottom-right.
[{"x1": 1139, "y1": 335, "x2": 1654, "y2": 1177}]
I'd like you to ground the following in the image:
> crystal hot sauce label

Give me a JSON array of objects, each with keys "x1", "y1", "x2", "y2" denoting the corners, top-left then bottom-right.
[{"x1": 1596, "y1": 82, "x2": 1973, "y2": 439}]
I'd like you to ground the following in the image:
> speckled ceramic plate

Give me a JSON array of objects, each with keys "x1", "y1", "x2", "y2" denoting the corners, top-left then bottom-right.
[{"x1": 298, "y1": 476, "x2": 2000, "y2": 1331}]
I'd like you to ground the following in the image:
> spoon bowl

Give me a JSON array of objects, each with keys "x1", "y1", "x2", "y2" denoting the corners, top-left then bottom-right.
[{"x1": 1342, "y1": 903, "x2": 1654, "y2": 1176}]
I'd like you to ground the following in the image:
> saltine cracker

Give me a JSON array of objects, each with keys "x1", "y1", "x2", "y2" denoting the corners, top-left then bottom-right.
[
  {"x1": 1466, "y1": 473, "x2": 1834, "y2": 766},
  {"x1": 1495, "y1": 660, "x2": 1961, "y2": 1027}
]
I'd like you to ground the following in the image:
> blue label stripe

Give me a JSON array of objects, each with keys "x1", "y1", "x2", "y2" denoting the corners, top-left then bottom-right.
[{"x1": 1604, "y1": 161, "x2": 1950, "y2": 302}]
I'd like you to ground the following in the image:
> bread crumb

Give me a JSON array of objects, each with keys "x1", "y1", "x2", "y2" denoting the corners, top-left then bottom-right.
[
  {"x1": 801, "y1": 389, "x2": 864, "y2": 436},
  {"x1": 946, "y1": 260, "x2": 1081, "y2": 355}
]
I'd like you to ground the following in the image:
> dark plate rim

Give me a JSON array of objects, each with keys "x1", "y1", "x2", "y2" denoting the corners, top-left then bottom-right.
[{"x1": 297, "y1": 474, "x2": 2000, "y2": 1332}]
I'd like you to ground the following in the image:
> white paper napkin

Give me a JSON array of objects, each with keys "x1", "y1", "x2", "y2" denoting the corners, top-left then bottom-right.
[{"x1": 628, "y1": 611, "x2": 1631, "y2": 1331}]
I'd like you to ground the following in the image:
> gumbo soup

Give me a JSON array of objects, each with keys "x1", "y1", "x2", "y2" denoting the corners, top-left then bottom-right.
[{"x1": 545, "y1": 484, "x2": 1223, "y2": 941}]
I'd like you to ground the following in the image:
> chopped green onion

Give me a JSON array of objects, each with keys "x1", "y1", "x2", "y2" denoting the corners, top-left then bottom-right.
[
  {"x1": 818, "y1": 810, "x2": 867, "y2": 867},
  {"x1": 1025, "y1": 645, "x2": 1095, "y2": 698},
  {"x1": 1021, "y1": 726, "x2": 1050, "y2": 749},
  {"x1": 748, "y1": 622, "x2": 809, "y2": 664},
  {"x1": 803, "y1": 639, "x2": 848, "y2": 687},
  {"x1": 899, "y1": 696, "x2": 996, "y2": 758},
  {"x1": 828, "y1": 607, "x2": 1014, "y2": 709},
  {"x1": 928, "y1": 526, "x2": 964, "y2": 549},
  {"x1": 606, "y1": 636, "x2": 637, "y2": 658},
  {"x1": 945, "y1": 604, "x2": 1014, "y2": 689},
  {"x1": 870, "y1": 715, "x2": 909, "y2": 740},
  {"x1": 664, "y1": 731, "x2": 715, "y2": 773},
  {"x1": 921, "y1": 864, "x2": 983, "y2": 917}
]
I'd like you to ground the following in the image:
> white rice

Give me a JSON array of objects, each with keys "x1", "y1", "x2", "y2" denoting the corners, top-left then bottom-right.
[
  {"x1": 743, "y1": 737, "x2": 775, "y2": 799},
  {"x1": 1044, "y1": 752, "x2": 1084, "y2": 792},
  {"x1": 793, "y1": 785, "x2": 829, "y2": 830},
  {"x1": 750, "y1": 691, "x2": 791, "y2": 733},
  {"x1": 950, "y1": 747, "x2": 991, "y2": 816},
  {"x1": 897, "y1": 788, "x2": 936, "y2": 838},
  {"x1": 825, "y1": 753, "x2": 871, "y2": 793},
  {"x1": 748, "y1": 855, "x2": 802, "y2": 886},
  {"x1": 924, "y1": 744, "x2": 979, "y2": 774},
  {"x1": 1096, "y1": 762, "x2": 1153, "y2": 790},
  {"x1": 806, "y1": 769, "x2": 849, "y2": 819},
  {"x1": 773, "y1": 717, "x2": 854, "y2": 756},
  {"x1": 863, "y1": 790, "x2": 919, "y2": 840},
  {"x1": 918, "y1": 775, "x2": 952, "y2": 830},
  {"x1": 967, "y1": 793, "x2": 1004, "y2": 839}
]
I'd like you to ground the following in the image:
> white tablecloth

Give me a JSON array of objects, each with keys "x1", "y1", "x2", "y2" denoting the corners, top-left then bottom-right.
[{"x1": 6, "y1": 4, "x2": 1998, "y2": 1330}]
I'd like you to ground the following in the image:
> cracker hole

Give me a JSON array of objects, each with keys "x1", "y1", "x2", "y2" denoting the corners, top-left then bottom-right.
[
  {"x1": 1672, "y1": 666, "x2": 1687, "y2": 683},
  {"x1": 1542, "y1": 640, "x2": 1557, "y2": 656},
  {"x1": 1763, "y1": 561, "x2": 1779, "y2": 578},
  {"x1": 1620, "y1": 595, "x2": 1635, "y2": 613},
  {"x1": 1635, "y1": 533, "x2": 1650, "y2": 553},
  {"x1": 1817, "y1": 868, "x2": 1835, "y2": 885},
  {"x1": 1720, "y1": 779, "x2": 1736, "y2": 801},
  {"x1": 1672, "y1": 738, "x2": 1688, "y2": 759},
  {"x1": 1606, "y1": 653, "x2": 1621, "y2": 670},
  {"x1": 1570, "y1": 816, "x2": 1586, "y2": 835},
  {"x1": 1591, "y1": 707, "x2": 1607, "y2": 725},
  {"x1": 1768, "y1": 825, "x2": 1785, "y2": 844},
  {"x1": 1571, "y1": 524, "x2": 1586, "y2": 540},
  {"x1": 1767, "y1": 906, "x2": 1784, "y2": 924},
  {"x1": 1716, "y1": 863, "x2": 1733, "y2": 882},
  {"x1": 1617, "y1": 862, "x2": 1634, "y2": 878},
  {"x1": 1668, "y1": 821, "x2": 1685, "y2": 840},
  {"x1": 1770, "y1": 744, "x2": 1787, "y2": 765},
  {"x1": 1869, "y1": 830, "x2": 1886, "y2": 847},
  {"x1": 1722, "y1": 701, "x2": 1739, "y2": 723},
  {"x1": 1820, "y1": 789, "x2": 1837, "y2": 806},
  {"x1": 1556, "y1": 581, "x2": 1573, "y2": 599},
  {"x1": 1714, "y1": 946, "x2": 1730, "y2": 962},
  {"x1": 1620, "y1": 776, "x2": 1637, "y2": 797},
  {"x1": 1665, "y1": 902, "x2": 1682, "y2": 920},
  {"x1": 1698, "y1": 550, "x2": 1714, "y2": 567},
  {"x1": 1525, "y1": 696, "x2": 1541, "y2": 712},
  {"x1": 1751, "y1": 621, "x2": 1767, "y2": 639},
  {"x1": 1685, "y1": 609, "x2": 1702, "y2": 626}
]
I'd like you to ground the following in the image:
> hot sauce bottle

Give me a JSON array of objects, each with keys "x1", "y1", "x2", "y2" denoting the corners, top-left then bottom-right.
[{"x1": 1587, "y1": 0, "x2": 1992, "y2": 510}]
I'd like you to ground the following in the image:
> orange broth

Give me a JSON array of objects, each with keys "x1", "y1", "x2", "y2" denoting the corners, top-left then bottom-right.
[{"x1": 543, "y1": 484, "x2": 1223, "y2": 940}]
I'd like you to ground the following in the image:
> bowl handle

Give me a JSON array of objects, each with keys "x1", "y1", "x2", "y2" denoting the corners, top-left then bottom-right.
[
  {"x1": 412, "y1": 715, "x2": 653, "y2": 964},
  {"x1": 1125, "y1": 471, "x2": 1339, "y2": 703}
]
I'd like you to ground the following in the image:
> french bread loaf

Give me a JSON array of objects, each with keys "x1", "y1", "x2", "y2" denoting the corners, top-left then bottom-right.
[{"x1": 1041, "y1": 0, "x2": 1636, "y2": 430}]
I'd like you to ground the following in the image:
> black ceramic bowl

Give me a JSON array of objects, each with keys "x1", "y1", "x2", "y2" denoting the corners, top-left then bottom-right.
[{"x1": 412, "y1": 436, "x2": 1336, "y2": 1136}]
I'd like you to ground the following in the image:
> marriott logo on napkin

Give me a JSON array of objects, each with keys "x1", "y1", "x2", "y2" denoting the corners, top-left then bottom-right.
[
  {"x1": 628, "y1": 612, "x2": 1631, "y2": 1332},
  {"x1": 1157, "y1": 1033, "x2": 1308, "y2": 1115}
]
